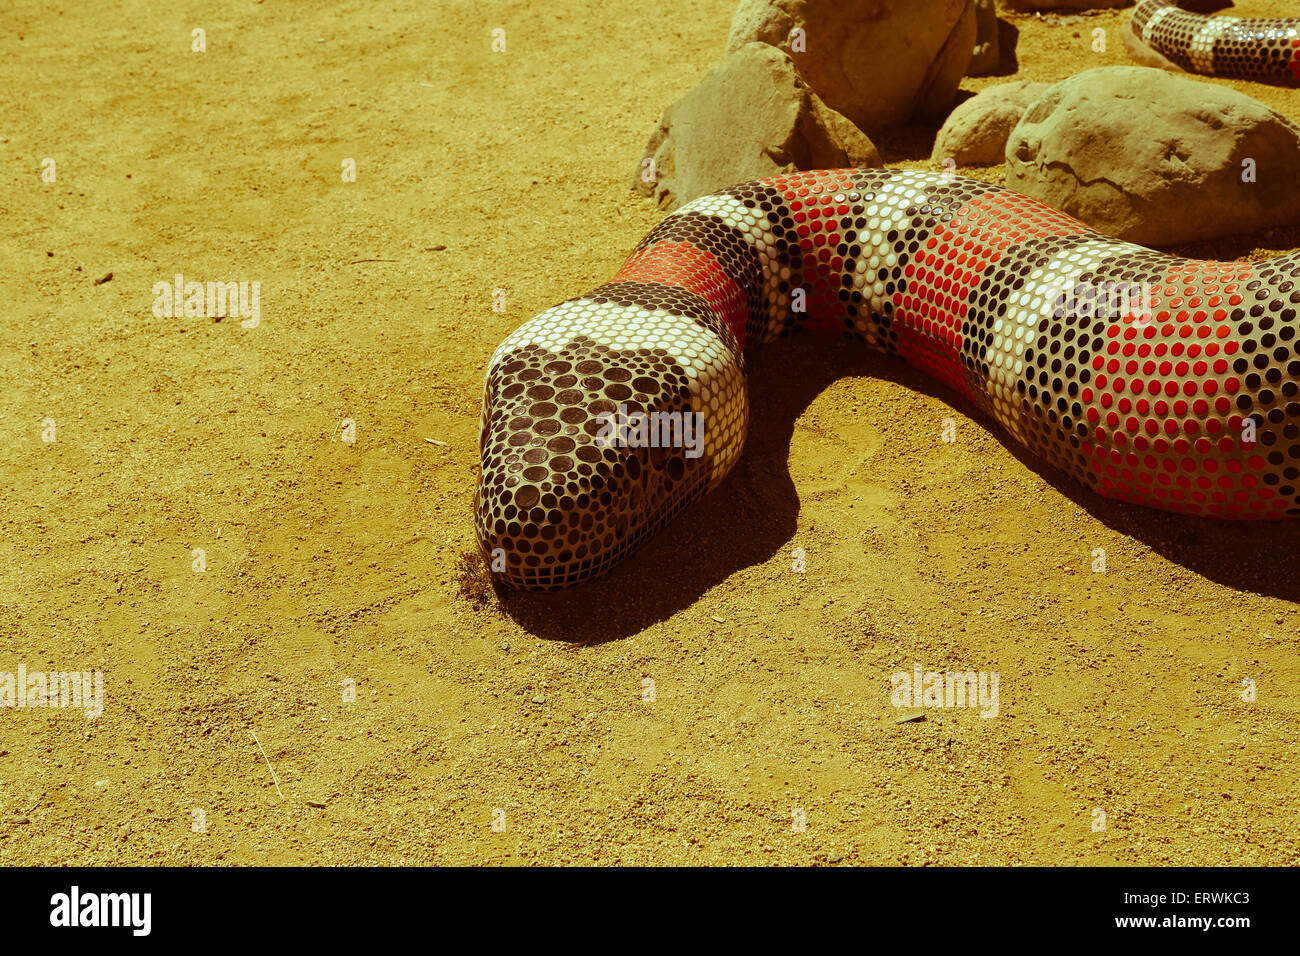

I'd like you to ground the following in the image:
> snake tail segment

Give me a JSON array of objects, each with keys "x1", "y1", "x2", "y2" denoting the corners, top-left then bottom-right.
[{"x1": 1132, "y1": 0, "x2": 1300, "y2": 84}]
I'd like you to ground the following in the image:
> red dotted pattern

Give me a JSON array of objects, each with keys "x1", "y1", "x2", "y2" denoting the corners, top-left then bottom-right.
[
  {"x1": 688, "y1": 173, "x2": 1292, "y2": 519},
  {"x1": 613, "y1": 240, "x2": 748, "y2": 347},
  {"x1": 894, "y1": 187, "x2": 1092, "y2": 402},
  {"x1": 756, "y1": 177, "x2": 1291, "y2": 518},
  {"x1": 1079, "y1": 261, "x2": 1285, "y2": 516},
  {"x1": 952, "y1": 187, "x2": 1094, "y2": 248},
  {"x1": 772, "y1": 170, "x2": 862, "y2": 335}
]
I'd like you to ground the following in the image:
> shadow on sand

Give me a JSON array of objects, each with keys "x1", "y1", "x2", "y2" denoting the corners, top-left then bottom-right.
[{"x1": 494, "y1": 337, "x2": 1300, "y2": 644}]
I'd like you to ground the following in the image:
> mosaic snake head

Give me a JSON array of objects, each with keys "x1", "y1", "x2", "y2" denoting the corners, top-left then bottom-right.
[{"x1": 474, "y1": 301, "x2": 748, "y2": 590}]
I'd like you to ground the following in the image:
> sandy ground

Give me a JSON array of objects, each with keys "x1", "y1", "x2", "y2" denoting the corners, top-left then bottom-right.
[{"x1": 1, "y1": 0, "x2": 1298, "y2": 865}]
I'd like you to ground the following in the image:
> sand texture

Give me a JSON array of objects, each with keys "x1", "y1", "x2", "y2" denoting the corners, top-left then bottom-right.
[{"x1": 2, "y1": 0, "x2": 1298, "y2": 865}]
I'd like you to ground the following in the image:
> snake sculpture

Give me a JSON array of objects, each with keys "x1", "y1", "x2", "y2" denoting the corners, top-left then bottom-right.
[
  {"x1": 475, "y1": 3, "x2": 1300, "y2": 591},
  {"x1": 1132, "y1": 0, "x2": 1300, "y2": 83}
]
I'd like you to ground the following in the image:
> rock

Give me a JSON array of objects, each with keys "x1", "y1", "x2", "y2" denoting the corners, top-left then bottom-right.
[
  {"x1": 1005, "y1": 66, "x2": 1300, "y2": 245},
  {"x1": 969, "y1": 0, "x2": 1000, "y2": 76},
  {"x1": 932, "y1": 80, "x2": 1048, "y2": 166},
  {"x1": 725, "y1": 0, "x2": 976, "y2": 134},
  {"x1": 895, "y1": 712, "x2": 927, "y2": 724},
  {"x1": 634, "y1": 43, "x2": 880, "y2": 210}
]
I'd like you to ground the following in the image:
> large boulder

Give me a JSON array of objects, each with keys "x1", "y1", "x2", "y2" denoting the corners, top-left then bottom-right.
[
  {"x1": 932, "y1": 80, "x2": 1048, "y2": 166},
  {"x1": 1005, "y1": 66, "x2": 1300, "y2": 245},
  {"x1": 725, "y1": 0, "x2": 976, "y2": 134},
  {"x1": 634, "y1": 43, "x2": 881, "y2": 210}
]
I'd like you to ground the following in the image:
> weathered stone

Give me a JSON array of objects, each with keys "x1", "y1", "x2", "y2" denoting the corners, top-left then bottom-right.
[
  {"x1": 932, "y1": 80, "x2": 1048, "y2": 166},
  {"x1": 634, "y1": 43, "x2": 880, "y2": 210},
  {"x1": 725, "y1": 0, "x2": 976, "y2": 134},
  {"x1": 1005, "y1": 66, "x2": 1300, "y2": 244}
]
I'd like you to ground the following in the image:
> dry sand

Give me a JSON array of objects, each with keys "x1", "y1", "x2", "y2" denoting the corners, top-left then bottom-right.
[{"x1": 1, "y1": 0, "x2": 1297, "y2": 865}]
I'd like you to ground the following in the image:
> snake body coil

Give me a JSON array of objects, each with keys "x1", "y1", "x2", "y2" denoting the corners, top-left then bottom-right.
[
  {"x1": 1133, "y1": 0, "x2": 1300, "y2": 83},
  {"x1": 476, "y1": 168, "x2": 1300, "y2": 589}
]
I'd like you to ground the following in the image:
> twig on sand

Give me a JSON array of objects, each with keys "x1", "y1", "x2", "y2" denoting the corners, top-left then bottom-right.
[
  {"x1": 251, "y1": 728, "x2": 285, "y2": 801},
  {"x1": 348, "y1": 258, "x2": 398, "y2": 264}
]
